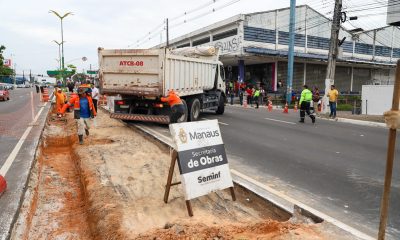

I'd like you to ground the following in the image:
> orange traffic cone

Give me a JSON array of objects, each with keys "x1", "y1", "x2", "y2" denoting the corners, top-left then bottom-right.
[
  {"x1": 294, "y1": 102, "x2": 298, "y2": 112},
  {"x1": 283, "y1": 103, "x2": 289, "y2": 114},
  {"x1": 268, "y1": 100, "x2": 273, "y2": 112},
  {"x1": 243, "y1": 97, "x2": 248, "y2": 108}
]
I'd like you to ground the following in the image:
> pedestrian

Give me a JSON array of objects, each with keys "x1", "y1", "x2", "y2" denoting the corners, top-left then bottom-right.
[
  {"x1": 312, "y1": 86, "x2": 320, "y2": 115},
  {"x1": 91, "y1": 84, "x2": 99, "y2": 113},
  {"x1": 260, "y1": 88, "x2": 265, "y2": 106},
  {"x1": 58, "y1": 86, "x2": 97, "y2": 144},
  {"x1": 239, "y1": 88, "x2": 244, "y2": 105},
  {"x1": 161, "y1": 90, "x2": 185, "y2": 123},
  {"x1": 54, "y1": 87, "x2": 67, "y2": 113},
  {"x1": 35, "y1": 84, "x2": 40, "y2": 94},
  {"x1": 246, "y1": 87, "x2": 252, "y2": 106},
  {"x1": 67, "y1": 80, "x2": 74, "y2": 93},
  {"x1": 251, "y1": 87, "x2": 256, "y2": 107},
  {"x1": 229, "y1": 89, "x2": 234, "y2": 105},
  {"x1": 299, "y1": 85, "x2": 315, "y2": 123},
  {"x1": 253, "y1": 88, "x2": 261, "y2": 109},
  {"x1": 328, "y1": 85, "x2": 339, "y2": 119}
]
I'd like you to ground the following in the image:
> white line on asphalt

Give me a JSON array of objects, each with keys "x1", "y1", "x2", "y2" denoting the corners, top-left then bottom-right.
[
  {"x1": 265, "y1": 118, "x2": 296, "y2": 125},
  {"x1": 0, "y1": 102, "x2": 47, "y2": 177},
  {"x1": 231, "y1": 169, "x2": 375, "y2": 240},
  {"x1": 202, "y1": 118, "x2": 229, "y2": 125}
]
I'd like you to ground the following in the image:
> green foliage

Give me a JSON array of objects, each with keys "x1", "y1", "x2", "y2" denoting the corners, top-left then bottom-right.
[
  {"x1": 72, "y1": 73, "x2": 87, "y2": 83},
  {"x1": 0, "y1": 45, "x2": 14, "y2": 77},
  {"x1": 337, "y1": 104, "x2": 353, "y2": 111}
]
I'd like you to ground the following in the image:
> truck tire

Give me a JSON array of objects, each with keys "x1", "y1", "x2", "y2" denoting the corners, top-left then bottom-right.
[
  {"x1": 188, "y1": 98, "x2": 201, "y2": 122},
  {"x1": 216, "y1": 95, "x2": 225, "y2": 115},
  {"x1": 176, "y1": 99, "x2": 188, "y2": 123}
]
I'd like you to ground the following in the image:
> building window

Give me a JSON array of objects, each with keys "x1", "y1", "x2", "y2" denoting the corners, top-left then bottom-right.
[
  {"x1": 177, "y1": 43, "x2": 190, "y2": 48},
  {"x1": 193, "y1": 37, "x2": 210, "y2": 46},
  {"x1": 213, "y1": 29, "x2": 238, "y2": 41}
]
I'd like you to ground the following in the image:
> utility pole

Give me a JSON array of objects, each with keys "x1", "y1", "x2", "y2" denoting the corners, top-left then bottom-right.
[
  {"x1": 286, "y1": 0, "x2": 296, "y2": 105},
  {"x1": 166, "y1": 18, "x2": 169, "y2": 48},
  {"x1": 322, "y1": 0, "x2": 343, "y2": 113}
]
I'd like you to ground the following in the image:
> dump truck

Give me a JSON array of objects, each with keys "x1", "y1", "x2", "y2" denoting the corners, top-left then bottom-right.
[{"x1": 98, "y1": 47, "x2": 226, "y2": 124}]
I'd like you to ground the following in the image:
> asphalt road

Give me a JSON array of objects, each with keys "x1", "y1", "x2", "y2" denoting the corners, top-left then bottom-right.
[
  {"x1": 132, "y1": 105, "x2": 400, "y2": 239},
  {"x1": 213, "y1": 106, "x2": 400, "y2": 239},
  {"x1": 0, "y1": 87, "x2": 41, "y2": 167},
  {"x1": 0, "y1": 87, "x2": 49, "y2": 239}
]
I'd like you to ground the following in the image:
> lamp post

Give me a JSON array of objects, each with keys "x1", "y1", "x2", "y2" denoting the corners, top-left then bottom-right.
[
  {"x1": 49, "y1": 10, "x2": 73, "y2": 85},
  {"x1": 52, "y1": 40, "x2": 65, "y2": 71}
]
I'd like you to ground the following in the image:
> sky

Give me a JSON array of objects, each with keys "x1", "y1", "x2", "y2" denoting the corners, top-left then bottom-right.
[{"x1": 0, "y1": 0, "x2": 389, "y2": 76}]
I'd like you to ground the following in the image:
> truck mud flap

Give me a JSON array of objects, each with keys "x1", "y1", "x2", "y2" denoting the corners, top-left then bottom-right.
[{"x1": 110, "y1": 113, "x2": 170, "y2": 124}]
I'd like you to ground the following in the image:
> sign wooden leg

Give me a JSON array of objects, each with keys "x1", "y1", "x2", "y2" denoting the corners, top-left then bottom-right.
[
  {"x1": 185, "y1": 200, "x2": 193, "y2": 217},
  {"x1": 164, "y1": 149, "x2": 178, "y2": 203},
  {"x1": 229, "y1": 187, "x2": 236, "y2": 201}
]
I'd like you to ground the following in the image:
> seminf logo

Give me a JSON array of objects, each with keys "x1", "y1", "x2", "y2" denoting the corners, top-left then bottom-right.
[{"x1": 178, "y1": 128, "x2": 188, "y2": 144}]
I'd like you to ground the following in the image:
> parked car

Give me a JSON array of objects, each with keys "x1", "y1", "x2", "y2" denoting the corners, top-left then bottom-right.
[
  {"x1": 0, "y1": 85, "x2": 10, "y2": 101},
  {"x1": 5, "y1": 83, "x2": 14, "y2": 90}
]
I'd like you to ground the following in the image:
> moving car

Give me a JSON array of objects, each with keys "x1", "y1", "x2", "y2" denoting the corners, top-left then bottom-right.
[{"x1": 0, "y1": 85, "x2": 10, "y2": 101}]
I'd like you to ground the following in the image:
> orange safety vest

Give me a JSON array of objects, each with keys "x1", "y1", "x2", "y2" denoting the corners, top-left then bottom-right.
[
  {"x1": 60, "y1": 95, "x2": 97, "y2": 116},
  {"x1": 161, "y1": 91, "x2": 182, "y2": 107}
]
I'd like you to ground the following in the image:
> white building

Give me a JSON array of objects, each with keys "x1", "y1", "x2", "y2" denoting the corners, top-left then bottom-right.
[{"x1": 156, "y1": 5, "x2": 400, "y2": 94}]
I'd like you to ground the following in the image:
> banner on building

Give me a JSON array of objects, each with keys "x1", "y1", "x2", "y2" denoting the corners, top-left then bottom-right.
[{"x1": 169, "y1": 120, "x2": 233, "y2": 200}]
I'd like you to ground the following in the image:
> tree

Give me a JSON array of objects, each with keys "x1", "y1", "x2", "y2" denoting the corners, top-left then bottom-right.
[{"x1": 0, "y1": 45, "x2": 14, "y2": 77}]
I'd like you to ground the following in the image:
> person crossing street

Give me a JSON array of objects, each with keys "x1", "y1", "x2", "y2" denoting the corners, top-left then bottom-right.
[
  {"x1": 253, "y1": 88, "x2": 261, "y2": 109},
  {"x1": 299, "y1": 85, "x2": 315, "y2": 124}
]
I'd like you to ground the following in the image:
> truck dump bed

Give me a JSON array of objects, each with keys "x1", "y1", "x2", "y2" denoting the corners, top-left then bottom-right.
[{"x1": 98, "y1": 48, "x2": 220, "y2": 97}]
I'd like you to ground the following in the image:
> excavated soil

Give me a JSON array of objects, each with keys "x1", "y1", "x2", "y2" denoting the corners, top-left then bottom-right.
[{"x1": 12, "y1": 107, "x2": 345, "y2": 240}]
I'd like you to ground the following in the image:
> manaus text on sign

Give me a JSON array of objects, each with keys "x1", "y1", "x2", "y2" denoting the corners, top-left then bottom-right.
[{"x1": 169, "y1": 120, "x2": 234, "y2": 200}]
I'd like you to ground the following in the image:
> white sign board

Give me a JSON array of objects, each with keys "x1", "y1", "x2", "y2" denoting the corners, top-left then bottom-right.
[
  {"x1": 169, "y1": 120, "x2": 234, "y2": 200},
  {"x1": 362, "y1": 85, "x2": 393, "y2": 115}
]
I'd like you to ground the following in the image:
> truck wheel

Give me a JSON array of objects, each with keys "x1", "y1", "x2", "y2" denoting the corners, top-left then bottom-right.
[
  {"x1": 188, "y1": 98, "x2": 201, "y2": 122},
  {"x1": 216, "y1": 95, "x2": 225, "y2": 115},
  {"x1": 176, "y1": 99, "x2": 188, "y2": 123}
]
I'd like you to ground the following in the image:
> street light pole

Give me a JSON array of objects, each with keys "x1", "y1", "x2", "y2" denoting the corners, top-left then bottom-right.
[
  {"x1": 49, "y1": 10, "x2": 73, "y2": 85},
  {"x1": 53, "y1": 40, "x2": 64, "y2": 70}
]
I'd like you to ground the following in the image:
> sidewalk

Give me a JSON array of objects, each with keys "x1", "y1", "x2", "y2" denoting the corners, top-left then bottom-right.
[{"x1": 227, "y1": 103, "x2": 387, "y2": 128}]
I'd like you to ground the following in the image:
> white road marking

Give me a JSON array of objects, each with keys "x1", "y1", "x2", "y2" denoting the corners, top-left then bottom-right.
[
  {"x1": 231, "y1": 169, "x2": 375, "y2": 240},
  {"x1": 265, "y1": 118, "x2": 296, "y2": 125},
  {"x1": 202, "y1": 117, "x2": 229, "y2": 125},
  {"x1": 0, "y1": 102, "x2": 47, "y2": 177}
]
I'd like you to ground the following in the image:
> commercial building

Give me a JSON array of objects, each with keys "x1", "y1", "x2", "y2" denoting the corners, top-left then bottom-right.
[{"x1": 157, "y1": 5, "x2": 400, "y2": 94}]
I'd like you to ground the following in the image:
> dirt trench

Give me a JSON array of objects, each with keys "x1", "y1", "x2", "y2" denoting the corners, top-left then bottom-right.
[{"x1": 11, "y1": 110, "x2": 346, "y2": 240}]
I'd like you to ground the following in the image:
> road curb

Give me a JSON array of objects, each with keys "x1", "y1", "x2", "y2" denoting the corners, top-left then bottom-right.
[{"x1": 336, "y1": 118, "x2": 386, "y2": 128}]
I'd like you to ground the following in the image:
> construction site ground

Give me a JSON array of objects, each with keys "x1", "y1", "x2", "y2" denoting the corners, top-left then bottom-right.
[{"x1": 10, "y1": 107, "x2": 357, "y2": 239}]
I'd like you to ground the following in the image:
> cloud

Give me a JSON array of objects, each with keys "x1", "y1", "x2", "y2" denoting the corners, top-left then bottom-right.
[{"x1": 0, "y1": 0, "x2": 389, "y2": 75}]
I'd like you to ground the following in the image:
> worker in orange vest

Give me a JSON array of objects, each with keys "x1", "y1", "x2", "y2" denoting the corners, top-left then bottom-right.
[
  {"x1": 54, "y1": 87, "x2": 67, "y2": 113},
  {"x1": 161, "y1": 90, "x2": 185, "y2": 123},
  {"x1": 58, "y1": 86, "x2": 97, "y2": 144}
]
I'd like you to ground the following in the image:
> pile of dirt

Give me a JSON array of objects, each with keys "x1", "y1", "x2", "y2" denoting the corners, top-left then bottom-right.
[{"x1": 12, "y1": 108, "x2": 344, "y2": 240}]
